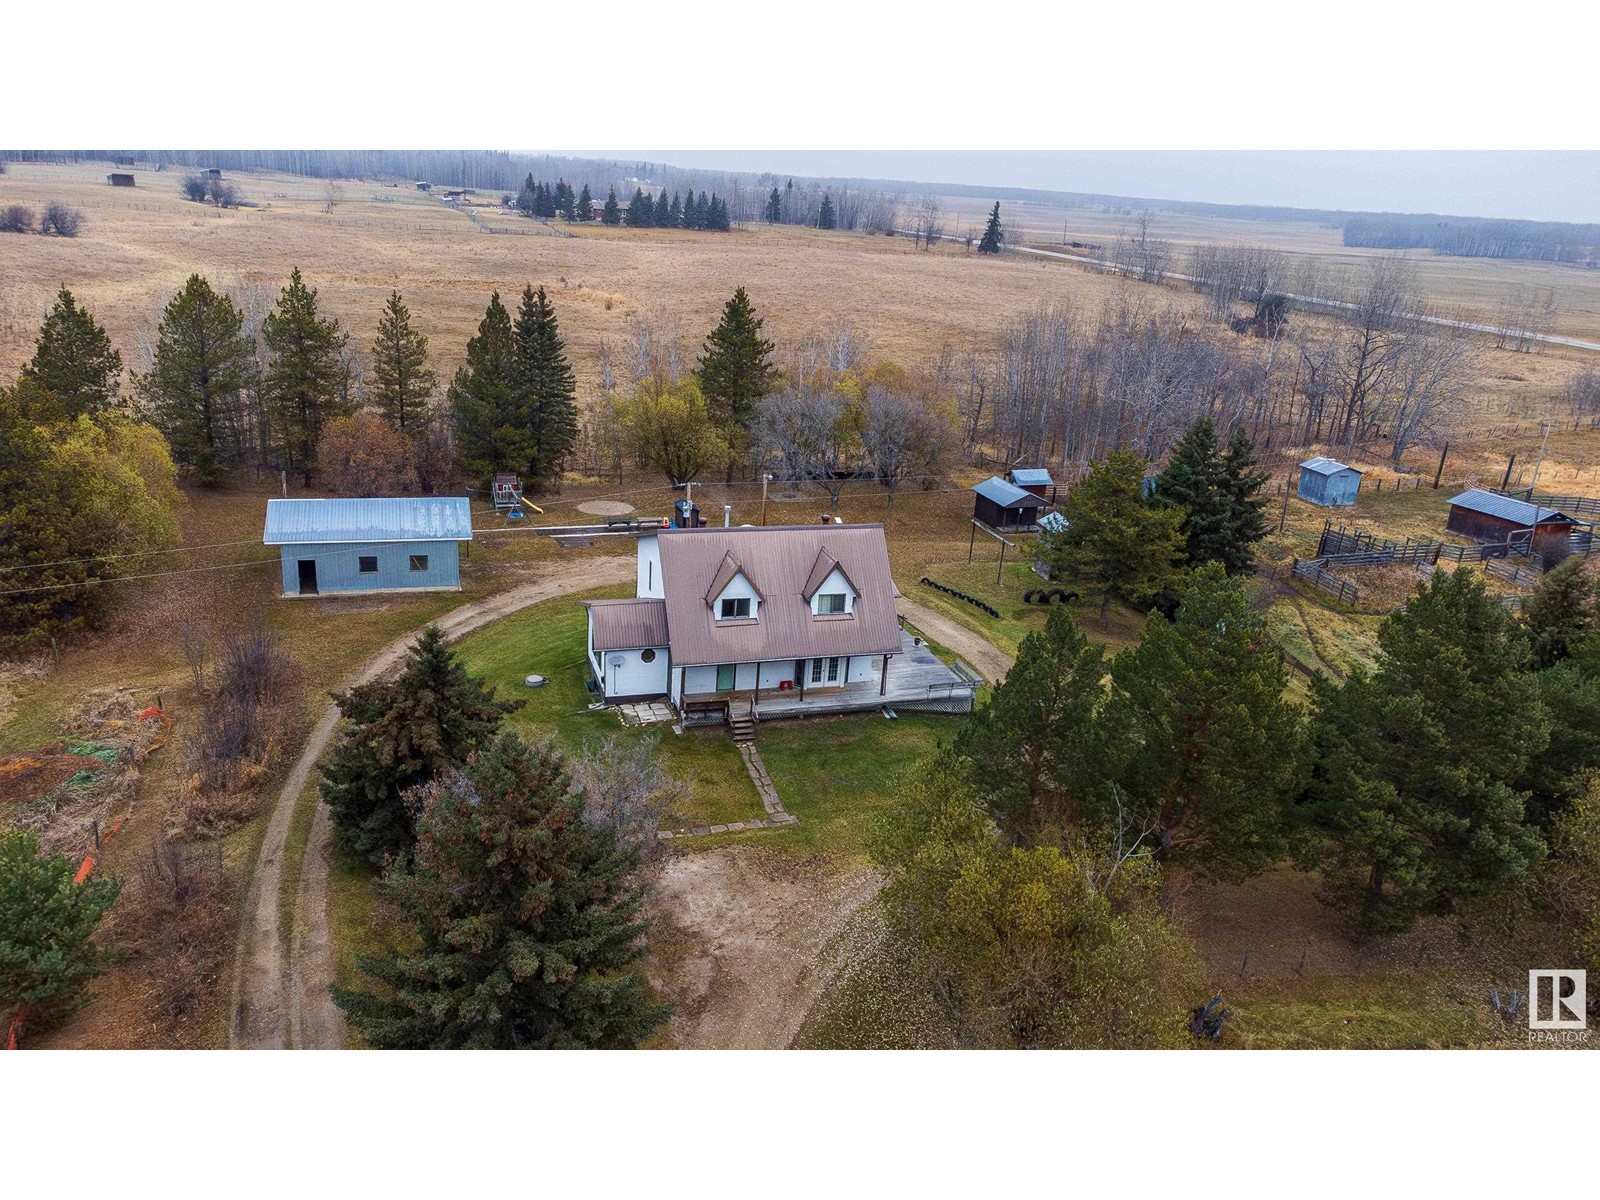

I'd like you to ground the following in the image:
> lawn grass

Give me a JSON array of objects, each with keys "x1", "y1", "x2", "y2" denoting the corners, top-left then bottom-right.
[
  {"x1": 1224, "y1": 970, "x2": 1496, "y2": 1049},
  {"x1": 450, "y1": 585, "x2": 766, "y2": 831}
]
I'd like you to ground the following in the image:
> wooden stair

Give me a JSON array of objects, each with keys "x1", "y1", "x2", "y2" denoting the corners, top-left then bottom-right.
[{"x1": 727, "y1": 698, "x2": 757, "y2": 744}]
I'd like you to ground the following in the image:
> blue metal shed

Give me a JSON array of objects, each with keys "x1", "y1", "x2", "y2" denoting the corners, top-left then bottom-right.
[
  {"x1": 263, "y1": 497, "x2": 473, "y2": 597},
  {"x1": 1297, "y1": 457, "x2": 1363, "y2": 507}
]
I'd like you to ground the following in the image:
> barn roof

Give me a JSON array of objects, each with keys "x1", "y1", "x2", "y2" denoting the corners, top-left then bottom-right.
[
  {"x1": 655, "y1": 524, "x2": 902, "y2": 667},
  {"x1": 1007, "y1": 468, "x2": 1054, "y2": 486},
  {"x1": 1446, "y1": 488, "x2": 1574, "y2": 526},
  {"x1": 263, "y1": 497, "x2": 474, "y2": 545},
  {"x1": 1037, "y1": 511, "x2": 1070, "y2": 534},
  {"x1": 1299, "y1": 456, "x2": 1360, "y2": 476},
  {"x1": 972, "y1": 476, "x2": 1045, "y2": 508},
  {"x1": 584, "y1": 598, "x2": 669, "y2": 651}
]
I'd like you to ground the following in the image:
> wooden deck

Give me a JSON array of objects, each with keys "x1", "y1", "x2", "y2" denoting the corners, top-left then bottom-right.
[{"x1": 681, "y1": 629, "x2": 978, "y2": 721}]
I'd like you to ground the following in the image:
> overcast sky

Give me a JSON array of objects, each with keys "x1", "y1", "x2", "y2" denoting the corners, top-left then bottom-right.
[{"x1": 579, "y1": 151, "x2": 1599, "y2": 224}]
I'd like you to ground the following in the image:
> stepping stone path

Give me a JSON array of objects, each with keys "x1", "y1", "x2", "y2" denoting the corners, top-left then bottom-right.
[
  {"x1": 618, "y1": 700, "x2": 676, "y2": 726},
  {"x1": 656, "y1": 743, "x2": 798, "y2": 840}
]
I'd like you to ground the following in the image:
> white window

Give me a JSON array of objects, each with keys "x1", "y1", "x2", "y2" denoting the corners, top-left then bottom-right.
[
  {"x1": 719, "y1": 597, "x2": 751, "y2": 620},
  {"x1": 809, "y1": 656, "x2": 841, "y2": 684},
  {"x1": 817, "y1": 592, "x2": 846, "y2": 614}
]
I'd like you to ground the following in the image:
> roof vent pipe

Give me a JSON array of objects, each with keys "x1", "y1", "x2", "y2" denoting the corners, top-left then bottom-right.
[{"x1": 723, "y1": 505, "x2": 732, "y2": 527}]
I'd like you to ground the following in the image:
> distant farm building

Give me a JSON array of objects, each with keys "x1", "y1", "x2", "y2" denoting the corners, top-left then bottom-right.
[
  {"x1": 1446, "y1": 488, "x2": 1579, "y2": 558},
  {"x1": 1297, "y1": 457, "x2": 1362, "y2": 507},
  {"x1": 204, "y1": 167, "x2": 222, "y2": 179},
  {"x1": 106, "y1": 172, "x2": 135, "y2": 187},
  {"x1": 263, "y1": 497, "x2": 473, "y2": 597},
  {"x1": 972, "y1": 476, "x2": 1047, "y2": 531},
  {"x1": 415, "y1": 181, "x2": 431, "y2": 191}
]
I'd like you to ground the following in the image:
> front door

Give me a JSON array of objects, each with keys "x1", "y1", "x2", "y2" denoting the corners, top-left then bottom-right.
[
  {"x1": 297, "y1": 559, "x2": 319, "y2": 595},
  {"x1": 716, "y1": 663, "x2": 735, "y2": 692}
]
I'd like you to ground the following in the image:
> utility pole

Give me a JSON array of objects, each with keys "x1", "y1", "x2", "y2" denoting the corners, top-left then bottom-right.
[
  {"x1": 760, "y1": 473, "x2": 771, "y2": 526},
  {"x1": 1529, "y1": 420, "x2": 1552, "y2": 493},
  {"x1": 1433, "y1": 442, "x2": 1449, "y2": 489}
]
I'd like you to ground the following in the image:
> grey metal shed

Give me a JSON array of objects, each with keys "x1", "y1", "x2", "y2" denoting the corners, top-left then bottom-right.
[
  {"x1": 263, "y1": 497, "x2": 473, "y2": 597},
  {"x1": 1297, "y1": 457, "x2": 1363, "y2": 507}
]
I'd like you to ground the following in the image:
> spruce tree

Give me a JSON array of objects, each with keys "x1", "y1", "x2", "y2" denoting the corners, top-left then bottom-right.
[
  {"x1": 668, "y1": 191, "x2": 683, "y2": 227},
  {"x1": 1110, "y1": 563, "x2": 1303, "y2": 881},
  {"x1": 955, "y1": 605, "x2": 1127, "y2": 846},
  {"x1": 369, "y1": 290, "x2": 436, "y2": 435},
  {"x1": 696, "y1": 286, "x2": 777, "y2": 439},
  {"x1": 817, "y1": 194, "x2": 836, "y2": 230},
  {"x1": 262, "y1": 267, "x2": 349, "y2": 486},
  {"x1": 138, "y1": 274, "x2": 253, "y2": 485},
  {"x1": 0, "y1": 830, "x2": 122, "y2": 1030},
  {"x1": 321, "y1": 626, "x2": 519, "y2": 868},
  {"x1": 21, "y1": 287, "x2": 122, "y2": 420},
  {"x1": 654, "y1": 187, "x2": 671, "y2": 227},
  {"x1": 512, "y1": 285, "x2": 579, "y2": 491},
  {"x1": 1220, "y1": 427, "x2": 1271, "y2": 574},
  {"x1": 557, "y1": 180, "x2": 577, "y2": 220},
  {"x1": 578, "y1": 184, "x2": 595, "y2": 221},
  {"x1": 1153, "y1": 417, "x2": 1231, "y2": 570},
  {"x1": 1041, "y1": 449, "x2": 1186, "y2": 620},
  {"x1": 765, "y1": 186, "x2": 782, "y2": 223},
  {"x1": 627, "y1": 188, "x2": 652, "y2": 226},
  {"x1": 1297, "y1": 568, "x2": 1548, "y2": 934},
  {"x1": 1524, "y1": 556, "x2": 1600, "y2": 669},
  {"x1": 333, "y1": 731, "x2": 671, "y2": 1048},
  {"x1": 601, "y1": 187, "x2": 622, "y2": 225},
  {"x1": 449, "y1": 292, "x2": 527, "y2": 483},
  {"x1": 978, "y1": 202, "x2": 1004, "y2": 253}
]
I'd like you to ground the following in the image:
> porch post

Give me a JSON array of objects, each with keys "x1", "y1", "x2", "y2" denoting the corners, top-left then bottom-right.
[{"x1": 880, "y1": 652, "x2": 889, "y2": 696}]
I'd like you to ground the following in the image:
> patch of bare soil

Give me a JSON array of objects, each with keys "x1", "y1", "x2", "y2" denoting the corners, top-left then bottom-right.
[
  {"x1": 1178, "y1": 866, "x2": 1466, "y2": 983},
  {"x1": 576, "y1": 500, "x2": 635, "y2": 516},
  {"x1": 647, "y1": 846, "x2": 882, "y2": 1049},
  {"x1": 894, "y1": 598, "x2": 1014, "y2": 684}
]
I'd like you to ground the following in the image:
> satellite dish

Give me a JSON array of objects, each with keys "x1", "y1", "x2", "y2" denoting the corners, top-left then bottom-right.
[{"x1": 608, "y1": 656, "x2": 625, "y2": 668}]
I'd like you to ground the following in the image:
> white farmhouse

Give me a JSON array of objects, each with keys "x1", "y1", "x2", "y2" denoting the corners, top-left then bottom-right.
[{"x1": 582, "y1": 523, "x2": 977, "y2": 727}]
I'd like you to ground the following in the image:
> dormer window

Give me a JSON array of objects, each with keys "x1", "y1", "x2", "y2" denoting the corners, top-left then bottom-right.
[
  {"x1": 719, "y1": 597, "x2": 752, "y2": 620},
  {"x1": 817, "y1": 592, "x2": 846, "y2": 615}
]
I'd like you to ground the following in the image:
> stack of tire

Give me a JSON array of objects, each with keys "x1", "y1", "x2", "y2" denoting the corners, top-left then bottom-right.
[
  {"x1": 919, "y1": 577, "x2": 1001, "y2": 619},
  {"x1": 1022, "y1": 588, "x2": 1078, "y2": 605}
]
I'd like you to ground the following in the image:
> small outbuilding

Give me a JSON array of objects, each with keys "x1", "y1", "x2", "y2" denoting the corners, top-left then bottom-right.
[
  {"x1": 1006, "y1": 467, "x2": 1054, "y2": 498},
  {"x1": 106, "y1": 172, "x2": 135, "y2": 187},
  {"x1": 263, "y1": 497, "x2": 473, "y2": 597},
  {"x1": 1446, "y1": 488, "x2": 1579, "y2": 558},
  {"x1": 1297, "y1": 457, "x2": 1363, "y2": 507},
  {"x1": 972, "y1": 476, "x2": 1047, "y2": 531}
]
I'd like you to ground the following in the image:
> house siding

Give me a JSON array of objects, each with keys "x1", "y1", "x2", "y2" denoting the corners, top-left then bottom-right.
[{"x1": 278, "y1": 540, "x2": 460, "y2": 595}]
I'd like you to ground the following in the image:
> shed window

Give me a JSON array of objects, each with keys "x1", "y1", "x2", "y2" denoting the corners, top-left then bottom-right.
[
  {"x1": 719, "y1": 597, "x2": 751, "y2": 620},
  {"x1": 409, "y1": 554, "x2": 429, "y2": 572},
  {"x1": 358, "y1": 555, "x2": 378, "y2": 574},
  {"x1": 817, "y1": 592, "x2": 846, "y2": 614}
]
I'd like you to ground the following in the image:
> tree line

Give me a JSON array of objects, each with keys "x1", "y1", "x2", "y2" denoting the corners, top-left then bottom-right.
[
  {"x1": 1344, "y1": 213, "x2": 1600, "y2": 265},
  {"x1": 758, "y1": 178, "x2": 900, "y2": 233}
]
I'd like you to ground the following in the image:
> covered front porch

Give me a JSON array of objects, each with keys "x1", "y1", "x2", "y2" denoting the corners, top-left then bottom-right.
[{"x1": 678, "y1": 628, "x2": 979, "y2": 724}]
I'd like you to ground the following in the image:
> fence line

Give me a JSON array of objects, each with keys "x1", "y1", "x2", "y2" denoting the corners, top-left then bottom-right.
[{"x1": 1290, "y1": 558, "x2": 1360, "y2": 605}]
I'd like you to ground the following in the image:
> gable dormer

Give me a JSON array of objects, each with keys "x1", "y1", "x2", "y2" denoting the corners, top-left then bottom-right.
[
  {"x1": 706, "y1": 550, "x2": 762, "y2": 621},
  {"x1": 802, "y1": 548, "x2": 858, "y2": 616}
]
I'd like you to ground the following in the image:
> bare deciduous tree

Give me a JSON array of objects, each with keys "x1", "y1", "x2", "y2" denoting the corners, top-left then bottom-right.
[{"x1": 569, "y1": 734, "x2": 688, "y2": 861}]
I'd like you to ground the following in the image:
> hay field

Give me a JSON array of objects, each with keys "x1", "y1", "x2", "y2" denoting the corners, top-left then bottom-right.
[{"x1": 0, "y1": 160, "x2": 1156, "y2": 391}]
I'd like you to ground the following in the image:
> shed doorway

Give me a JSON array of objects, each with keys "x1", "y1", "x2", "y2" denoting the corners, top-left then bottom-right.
[{"x1": 297, "y1": 559, "x2": 319, "y2": 595}]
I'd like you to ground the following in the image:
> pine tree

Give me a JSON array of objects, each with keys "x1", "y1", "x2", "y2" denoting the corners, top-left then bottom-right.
[
  {"x1": 601, "y1": 187, "x2": 622, "y2": 225},
  {"x1": 0, "y1": 830, "x2": 122, "y2": 1031},
  {"x1": 1041, "y1": 449, "x2": 1186, "y2": 620},
  {"x1": 320, "y1": 626, "x2": 519, "y2": 868},
  {"x1": 21, "y1": 287, "x2": 123, "y2": 420},
  {"x1": 512, "y1": 285, "x2": 579, "y2": 491},
  {"x1": 262, "y1": 267, "x2": 349, "y2": 486},
  {"x1": 138, "y1": 274, "x2": 253, "y2": 485},
  {"x1": 1297, "y1": 568, "x2": 1548, "y2": 934},
  {"x1": 626, "y1": 188, "x2": 652, "y2": 226},
  {"x1": 696, "y1": 287, "x2": 778, "y2": 444},
  {"x1": 817, "y1": 194, "x2": 836, "y2": 230},
  {"x1": 578, "y1": 184, "x2": 595, "y2": 221},
  {"x1": 369, "y1": 290, "x2": 436, "y2": 436},
  {"x1": 1110, "y1": 563, "x2": 1303, "y2": 881},
  {"x1": 978, "y1": 202, "x2": 1004, "y2": 253},
  {"x1": 765, "y1": 186, "x2": 782, "y2": 223},
  {"x1": 955, "y1": 606, "x2": 1127, "y2": 846},
  {"x1": 449, "y1": 292, "x2": 527, "y2": 483},
  {"x1": 332, "y1": 731, "x2": 671, "y2": 1048},
  {"x1": 1524, "y1": 556, "x2": 1600, "y2": 669}
]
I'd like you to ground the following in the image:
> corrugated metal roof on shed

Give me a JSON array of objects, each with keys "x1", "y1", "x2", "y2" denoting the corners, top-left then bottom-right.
[
  {"x1": 1007, "y1": 468, "x2": 1054, "y2": 486},
  {"x1": 1299, "y1": 456, "x2": 1359, "y2": 476},
  {"x1": 263, "y1": 497, "x2": 474, "y2": 545},
  {"x1": 972, "y1": 476, "x2": 1043, "y2": 508},
  {"x1": 1446, "y1": 487, "x2": 1574, "y2": 526},
  {"x1": 585, "y1": 598, "x2": 669, "y2": 650}
]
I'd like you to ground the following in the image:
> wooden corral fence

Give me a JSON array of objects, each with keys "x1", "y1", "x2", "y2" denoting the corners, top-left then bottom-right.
[
  {"x1": 1485, "y1": 559, "x2": 1542, "y2": 589},
  {"x1": 1290, "y1": 558, "x2": 1360, "y2": 605}
]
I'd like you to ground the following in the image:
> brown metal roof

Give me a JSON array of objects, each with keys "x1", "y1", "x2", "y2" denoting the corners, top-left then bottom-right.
[
  {"x1": 584, "y1": 598, "x2": 668, "y2": 651},
  {"x1": 656, "y1": 525, "x2": 903, "y2": 667}
]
